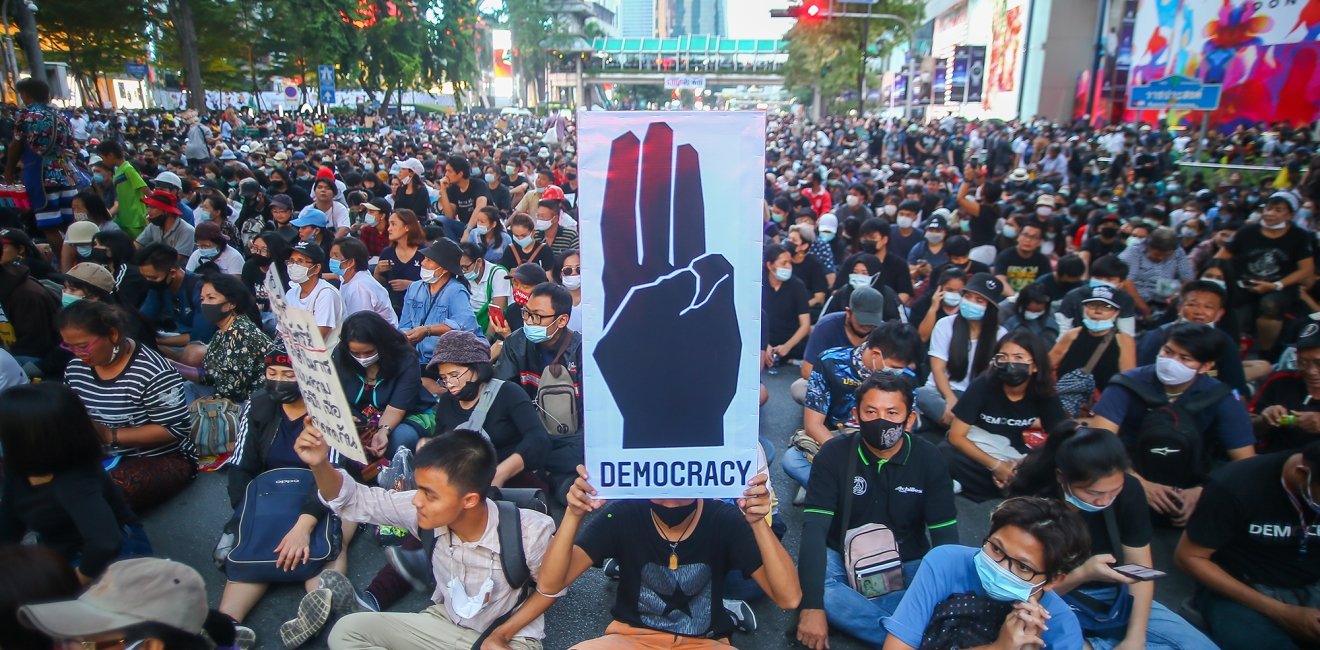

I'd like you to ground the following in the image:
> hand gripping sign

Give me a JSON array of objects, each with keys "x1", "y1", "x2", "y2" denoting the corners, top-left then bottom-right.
[
  {"x1": 579, "y1": 112, "x2": 766, "y2": 499},
  {"x1": 263, "y1": 266, "x2": 367, "y2": 464}
]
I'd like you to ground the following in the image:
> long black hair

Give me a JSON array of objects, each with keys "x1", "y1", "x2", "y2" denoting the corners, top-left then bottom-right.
[
  {"x1": 0, "y1": 383, "x2": 105, "y2": 476},
  {"x1": 201, "y1": 273, "x2": 262, "y2": 325},
  {"x1": 1009, "y1": 422, "x2": 1131, "y2": 498},
  {"x1": 984, "y1": 329, "x2": 1056, "y2": 399},
  {"x1": 946, "y1": 291, "x2": 1000, "y2": 382},
  {"x1": 333, "y1": 311, "x2": 417, "y2": 380}
]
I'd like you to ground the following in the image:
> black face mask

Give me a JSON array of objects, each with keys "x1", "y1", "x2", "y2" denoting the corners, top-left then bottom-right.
[
  {"x1": 994, "y1": 361, "x2": 1032, "y2": 387},
  {"x1": 860, "y1": 240, "x2": 878, "y2": 254},
  {"x1": 147, "y1": 271, "x2": 173, "y2": 291},
  {"x1": 89, "y1": 249, "x2": 111, "y2": 265},
  {"x1": 250, "y1": 253, "x2": 270, "y2": 267},
  {"x1": 200, "y1": 303, "x2": 230, "y2": 325},
  {"x1": 859, "y1": 416, "x2": 906, "y2": 450},
  {"x1": 266, "y1": 379, "x2": 302, "y2": 403},
  {"x1": 454, "y1": 378, "x2": 481, "y2": 402},
  {"x1": 149, "y1": 215, "x2": 169, "y2": 228},
  {"x1": 652, "y1": 501, "x2": 698, "y2": 528}
]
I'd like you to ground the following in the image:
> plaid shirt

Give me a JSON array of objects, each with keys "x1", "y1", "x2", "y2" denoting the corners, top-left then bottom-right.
[{"x1": 359, "y1": 224, "x2": 390, "y2": 257}]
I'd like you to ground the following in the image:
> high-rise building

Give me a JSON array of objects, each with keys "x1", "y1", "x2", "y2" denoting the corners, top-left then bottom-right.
[
  {"x1": 665, "y1": 0, "x2": 725, "y2": 37},
  {"x1": 619, "y1": 0, "x2": 656, "y2": 37}
]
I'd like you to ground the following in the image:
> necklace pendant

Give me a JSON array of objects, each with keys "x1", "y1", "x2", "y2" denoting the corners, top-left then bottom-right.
[{"x1": 668, "y1": 551, "x2": 678, "y2": 570}]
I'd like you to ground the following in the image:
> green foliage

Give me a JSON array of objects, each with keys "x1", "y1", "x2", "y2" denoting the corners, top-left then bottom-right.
[
  {"x1": 35, "y1": 0, "x2": 152, "y2": 103},
  {"x1": 782, "y1": 0, "x2": 923, "y2": 113}
]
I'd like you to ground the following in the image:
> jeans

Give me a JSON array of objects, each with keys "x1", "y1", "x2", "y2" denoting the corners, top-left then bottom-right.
[
  {"x1": 183, "y1": 381, "x2": 216, "y2": 404},
  {"x1": 388, "y1": 420, "x2": 424, "y2": 457},
  {"x1": 783, "y1": 447, "x2": 812, "y2": 488},
  {"x1": 1077, "y1": 589, "x2": 1215, "y2": 650},
  {"x1": 823, "y1": 548, "x2": 921, "y2": 646},
  {"x1": 915, "y1": 385, "x2": 962, "y2": 429},
  {"x1": 1198, "y1": 584, "x2": 1317, "y2": 650}
]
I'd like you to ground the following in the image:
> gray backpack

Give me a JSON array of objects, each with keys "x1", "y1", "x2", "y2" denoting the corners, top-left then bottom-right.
[{"x1": 536, "y1": 337, "x2": 579, "y2": 436}]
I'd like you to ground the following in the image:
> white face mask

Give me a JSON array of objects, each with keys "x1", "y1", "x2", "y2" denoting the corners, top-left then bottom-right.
[
  {"x1": 447, "y1": 574, "x2": 494, "y2": 619},
  {"x1": 883, "y1": 204, "x2": 898, "y2": 217},
  {"x1": 1155, "y1": 355, "x2": 1199, "y2": 385},
  {"x1": 420, "y1": 267, "x2": 441, "y2": 284},
  {"x1": 845, "y1": 195, "x2": 860, "y2": 207},
  {"x1": 354, "y1": 353, "x2": 379, "y2": 368},
  {"x1": 1023, "y1": 309, "x2": 1045, "y2": 321},
  {"x1": 562, "y1": 275, "x2": 582, "y2": 290},
  {"x1": 534, "y1": 218, "x2": 552, "y2": 231},
  {"x1": 286, "y1": 263, "x2": 311, "y2": 284},
  {"x1": 896, "y1": 216, "x2": 914, "y2": 229},
  {"x1": 849, "y1": 273, "x2": 871, "y2": 289},
  {"x1": 1041, "y1": 241, "x2": 1056, "y2": 257}
]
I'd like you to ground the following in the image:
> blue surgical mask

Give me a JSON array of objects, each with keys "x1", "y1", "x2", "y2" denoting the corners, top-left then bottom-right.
[
  {"x1": 474, "y1": 225, "x2": 489, "y2": 236},
  {"x1": 329, "y1": 258, "x2": 345, "y2": 276},
  {"x1": 198, "y1": 247, "x2": 220, "y2": 260},
  {"x1": 524, "y1": 321, "x2": 557, "y2": 343},
  {"x1": 93, "y1": 172, "x2": 106, "y2": 184},
  {"x1": 1082, "y1": 316, "x2": 1115, "y2": 332},
  {"x1": 61, "y1": 291, "x2": 82, "y2": 307},
  {"x1": 514, "y1": 235, "x2": 534, "y2": 248},
  {"x1": 959, "y1": 300, "x2": 986, "y2": 321},
  {"x1": 1001, "y1": 226, "x2": 1018, "y2": 239},
  {"x1": 1063, "y1": 483, "x2": 1110, "y2": 512},
  {"x1": 1089, "y1": 279, "x2": 1115, "y2": 289},
  {"x1": 75, "y1": 244, "x2": 93, "y2": 258},
  {"x1": 974, "y1": 548, "x2": 1043, "y2": 602},
  {"x1": 820, "y1": 232, "x2": 835, "y2": 242},
  {"x1": 463, "y1": 270, "x2": 478, "y2": 281},
  {"x1": 774, "y1": 267, "x2": 793, "y2": 282}
]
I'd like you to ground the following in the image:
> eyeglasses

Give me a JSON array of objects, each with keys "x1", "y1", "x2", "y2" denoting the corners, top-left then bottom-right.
[
  {"x1": 1298, "y1": 358, "x2": 1320, "y2": 373},
  {"x1": 437, "y1": 368, "x2": 472, "y2": 387},
  {"x1": 522, "y1": 309, "x2": 561, "y2": 325},
  {"x1": 60, "y1": 336, "x2": 103, "y2": 356},
  {"x1": 461, "y1": 260, "x2": 480, "y2": 274},
  {"x1": 560, "y1": 266, "x2": 580, "y2": 277},
  {"x1": 982, "y1": 537, "x2": 1044, "y2": 582},
  {"x1": 992, "y1": 352, "x2": 1031, "y2": 365}
]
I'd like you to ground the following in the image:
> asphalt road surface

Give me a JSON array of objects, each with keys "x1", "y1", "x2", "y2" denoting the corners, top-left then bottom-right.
[{"x1": 142, "y1": 369, "x2": 1201, "y2": 649}]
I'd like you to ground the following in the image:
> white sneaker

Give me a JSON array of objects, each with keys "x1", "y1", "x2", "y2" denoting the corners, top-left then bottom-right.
[
  {"x1": 723, "y1": 599, "x2": 757, "y2": 632},
  {"x1": 952, "y1": 479, "x2": 963, "y2": 495},
  {"x1": 793, "y1": 486, "x2": 807, "y2": 506}
]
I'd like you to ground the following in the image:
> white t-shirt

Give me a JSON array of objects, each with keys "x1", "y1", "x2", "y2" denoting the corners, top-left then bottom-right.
[
  {"x1": 468, "y1": 260, "x2": 511, "y2": 314},
  {"x1": 283, "y1": 279, "x2": 345, "y2": 330},
  {"x1": 924, "y1": 316, "x2": 1008, "y2": 393},
  {"x1": 298, "y1": 202, "x2": 351, "y2": 231},
  {"x1": 340, "y1": 271, "x2": 398, "y2": 327},
  {"x1": 185, "y1": 246, "x2": 244, "y2": 274}
]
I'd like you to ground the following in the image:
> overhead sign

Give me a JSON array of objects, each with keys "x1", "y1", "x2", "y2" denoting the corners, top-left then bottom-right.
[
  {"x1": 263, "y1": 266, "x2": 366, "y2": 464},
  {"x1": 126, "y1": 63, "x2": 148, "y2": 80},
  {"x1": 663, "y1": 75, "x2": 706, "y2": 91},
  {"x1": 1127, "y1": 75, "x2": 1222, "y2": 110},
  {"x1": 578, "y1": 111, "x2": 765, "y2": 499},
  {"x1": 318, "y1": 64, "x2": 336, "y2": 105}
]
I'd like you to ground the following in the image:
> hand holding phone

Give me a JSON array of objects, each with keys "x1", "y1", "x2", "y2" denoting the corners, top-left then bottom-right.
[{"x1": 1111, "y1": 563, "x2": 1167, "y2": 581}]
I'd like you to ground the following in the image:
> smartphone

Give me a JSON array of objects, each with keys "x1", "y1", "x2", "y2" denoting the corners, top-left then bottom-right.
[
  {"x1": 1238, "y1": 280, "x2": 1255, "y2": 289},
  {"x1": 1112, "y1": 563, "x2": 1167, "y2": 581},
  {"x1": 489, "y1": 307, "x2": 508, "y2": 330}
]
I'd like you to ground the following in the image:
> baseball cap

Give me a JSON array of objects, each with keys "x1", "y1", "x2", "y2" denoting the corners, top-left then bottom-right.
[
  {"x1": 365, "y1": 198, "x2": 390, "y2": 214},
  {"x1": 65, "y1": 220, "x2": 100, "y2": 245},
  {"x1": 1081, "y1": 284, "x2": 1121, "y2": 309},
  {"x1": 290, "y1": 208, "x2": 328, "y2": 228},
  {"x1": 269, "y1": 194, "x2": 294, "y2": 210},
  {"x1": 18, "y1": 558, "x2": 208, "y2": 638},
  {"x1": 238, "y1": 177, "x2": 262, "y2": 198},
  {"x1": 290, "y1": 241, "x2": 326, "y2": 267},
  {"x1": 505, "y1": 263, "x2": 549, "y2": 286},
  {"x1": 818, "y1": 213, "x2": 838, "y2": 234},
  {"x1": 152, "y1": 171, "x2": 182, "y2": 190},
  {"x1": 54, "y1": 262, "x2": 116, "y2": 294},
  {"x1": 1267, "y1": 191, "x2": 1300, "y2": 213},
  {"x1": 1035, "y1": 195, "x2": 1055, "y2": 208},
  {"x1": 848, "y1": 286, "x2": 885, "y2": 327},
  {"x1": 1296, "y1": 322, "x2": 1320, "y2": 350},
  {"x1": 925, "y1": 212, "x2": 950, "y2": 231},
  {"x1": 399, "y1": 158, "x2": 426, "y2": 176}
]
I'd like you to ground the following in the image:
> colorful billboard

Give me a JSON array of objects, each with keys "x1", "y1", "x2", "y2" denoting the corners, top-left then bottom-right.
[
  {"x1": 984, "y1": 0, "x2": 1027, "y2": 116},
  {"x1": 1131, "y1": 0, "x2": 1320, "y2": 126}
]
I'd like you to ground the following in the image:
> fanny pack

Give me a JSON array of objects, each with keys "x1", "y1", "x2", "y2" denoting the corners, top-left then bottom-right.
[
  {"x1": 1062, "y1": 507, "x2": 1132, "y2": 637},
  {"x1": 840, "y1": 433, "x2": 904, "y2": 598}
]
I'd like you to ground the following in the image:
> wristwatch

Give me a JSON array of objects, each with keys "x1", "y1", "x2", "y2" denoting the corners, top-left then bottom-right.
[{"x1": 1274, "y1": 281, "x2": 1285, "y2": 292}]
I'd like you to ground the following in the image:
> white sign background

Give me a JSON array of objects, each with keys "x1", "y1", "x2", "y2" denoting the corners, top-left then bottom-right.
[{"x1": 578, "y1": 111, "x2": 765, "y2": 499}]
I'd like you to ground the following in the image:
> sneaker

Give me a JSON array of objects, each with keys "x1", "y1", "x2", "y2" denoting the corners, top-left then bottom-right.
[
  {"x1": 234, "y1": 625, "x2": 256, "y2": 650},
  {"x1": 602, "y1": 558, "x2": 621, "y2": 580},
  {"x1": 723, "y1": 599, "x2": 757, "y2": 632},
  {"x1": 279, "y1": 588, "x2": 332, "y2": 648},
  {"x1": 318, "y1": 569, "x2": 378, "y2": 617},
  {"x1": 385, "y1": 545, "x2": 433, "y2": 593},
  {"x1": 792, "y1": 486, "x2": 806, "y2": 506},
  {"x1": 377, "y1": 447, "x2": 416, "y2": 491},
  {"x1": 952, "y1": 479, "x2": 963, "y2": 495}
]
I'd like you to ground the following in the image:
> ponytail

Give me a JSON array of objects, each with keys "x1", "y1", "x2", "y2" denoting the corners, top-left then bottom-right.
[{"x1": 1009, "y1": 421, "x2": 1130, "y2": 497}]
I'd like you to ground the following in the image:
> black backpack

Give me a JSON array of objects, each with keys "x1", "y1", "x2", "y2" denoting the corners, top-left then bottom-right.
[{"x1": 1109, "y1": 373, "x2": 1233, "y2": 488}]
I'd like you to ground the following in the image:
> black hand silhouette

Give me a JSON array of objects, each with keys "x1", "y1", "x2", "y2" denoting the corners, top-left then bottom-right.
[{"x1": 594, "y1": 122, "x2": 741, "y2": 449}]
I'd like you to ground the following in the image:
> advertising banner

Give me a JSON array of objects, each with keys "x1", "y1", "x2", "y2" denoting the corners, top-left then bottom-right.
[{"x1": 577, "y1": 111, "x2": 765, "y2": 499}]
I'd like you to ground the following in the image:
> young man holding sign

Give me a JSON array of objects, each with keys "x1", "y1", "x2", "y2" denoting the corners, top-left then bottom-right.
[
  {"x1": 293, "y1": 424, "x2": 558, "y2": 650},
  {"x1": 537, "y1": 467, "x2": 801, "y2": 648}
]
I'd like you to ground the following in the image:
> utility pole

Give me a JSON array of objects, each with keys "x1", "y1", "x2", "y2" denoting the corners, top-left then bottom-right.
[
  {"x1": 8, "y1": 0, "x2": 43, "y2": 80},
  {"x1": 856, "y1": 1, "x2": 870, "y2": 115}
]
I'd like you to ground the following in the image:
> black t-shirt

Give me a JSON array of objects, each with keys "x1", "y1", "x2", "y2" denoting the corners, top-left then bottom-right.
[
  {"x1": 1076, "y1": 473, "x2": 1152, "y2": 557},
  {"x1": 1251, "y1": 372, "x2": 1320, "y2": 453},
  {"x1": 803, "y1": 433, "x2": 958, "y2": 561},
  {"x1": 576, "y1": 500, "x2": 762, "y2": 639},
  {"x1": 994, "y1": 248, "x2": 1052, "y2": 293},
  {"x1": 1030, "y1": 273, "x2": 1085, "y2": 306},
  {"x1": 953, "y1": 377, "x2": 1068, "y2": 453},
  {"x1": 1186, "y1": 451, "x2": 1320, "y2": 589},
  {"x1": 434, "y1": 380, "x2": 550, "y2": 470},
  {"x1": 792, "y1": 254, "x2": 830, "y2": 299},
  {"x1": 445, "y1": 180, "x2": 493, "y2": 224},
  {"x1": 874, "y1": 251, "x2": 915, "y2": 297},
  {"x1": 487, "y1": 182, "x2": 512, "y2": 212},
  {"x1": 762, "y1": 277, "x2": 810, "y2": 345},
  {"x1": 968, "y1": 202, "x2": 1000, "y2": 247},
  {"x1": 1226, "y1": 223, "x2": 1312, "y2": 283}
]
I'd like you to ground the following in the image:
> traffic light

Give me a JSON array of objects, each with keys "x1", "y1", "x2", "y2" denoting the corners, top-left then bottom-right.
[{"x1": 770, "y1": 0, "x2": 831, "y2": 20}]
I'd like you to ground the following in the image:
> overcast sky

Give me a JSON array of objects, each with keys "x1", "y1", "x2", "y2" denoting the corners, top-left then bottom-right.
[{"x1": 726, "y1": 0, "x2": 794, "y2": 39}]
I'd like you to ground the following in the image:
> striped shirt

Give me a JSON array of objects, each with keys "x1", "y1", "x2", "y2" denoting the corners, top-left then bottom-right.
[{"x1": 65, "y1": 342, "x2": 195, "y2": 460}]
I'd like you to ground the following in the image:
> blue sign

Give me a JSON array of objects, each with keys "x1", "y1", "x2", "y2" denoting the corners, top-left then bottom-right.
[
  {"x1": 317, "y1": 64, "x2": 336, "y2": 105},
  {"x1": 1127, "y1": 75, "x2": 1222, "y2": 111},
  {"x1": 126, "y1": 63, "x2": 148, "y2": 79}
]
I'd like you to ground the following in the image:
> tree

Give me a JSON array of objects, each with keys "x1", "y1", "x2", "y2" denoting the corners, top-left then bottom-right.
[
  {"x1": 782, "y1": 0, "x2": 922, "y2": 114},
  {"x1": 36, "y1": 0, "x2": 151, "y2": 106},
  {"x1": 167, "y1": 0, "x2": 206, "y2": 111}
]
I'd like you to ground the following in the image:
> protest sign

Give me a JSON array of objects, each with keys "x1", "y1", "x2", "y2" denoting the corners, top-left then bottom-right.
[
  {"x1": 263, "y1": 266, "x2": 366, "y2": 464},
  {"x1": 578, "y1": 111, "x2": 766, "y2": 499}
]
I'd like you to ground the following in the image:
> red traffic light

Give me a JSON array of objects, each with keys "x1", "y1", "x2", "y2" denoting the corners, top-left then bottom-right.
[
  {"x1": 770, "y1": 0, "x2": 829, "y2": 20},
  {"x1": 805, "y1": 2, "x2": 821, "y2": 16}
]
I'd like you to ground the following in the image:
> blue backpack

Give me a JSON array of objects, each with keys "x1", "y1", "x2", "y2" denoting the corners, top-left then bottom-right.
[{"x1": 224, "y1": 468, "x2": 341, "y2": 583}]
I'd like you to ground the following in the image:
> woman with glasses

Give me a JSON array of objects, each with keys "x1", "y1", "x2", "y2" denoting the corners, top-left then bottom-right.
[
  {"x1": 59, "y1": 300, "x2": 195, "y2": 512},
  {"x1": 882, "y1": 497, "x2": 1090, "y2": 650},
  {"x1": 458, "y1": 240, "x2": 510, "y2": 338},
  {"x1": 1008, "y1": 424, "x2": 1214, "y2": 649},
  {"x1": 240, "y1": 231, "x2": 289, "y2": 331},
  {"x1": 554, "y1": 248, "x2": 583, "y2": 333},
  {"x1": 941, "y1": 329, "x2": 1067, "y2": 502},
  {"x1": 333, "y1": 312, "x2": 435, "y2": 458}
]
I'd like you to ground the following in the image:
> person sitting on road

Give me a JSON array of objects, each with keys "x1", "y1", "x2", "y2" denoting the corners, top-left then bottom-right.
[
  {"x1": 1175, "y1": 439, "x2": 1320, "y2": 650},
  {"x1": 1055, "y1": 253, "x2": 1138, "y2": 336},
  {"x1": 537, "y1": 466, "x2": 802, "y2": 649},
  {"x1": 136, "y1": 243, "x2": 216, "y2": 364},
  {"x1": 171, "y1": 273, "x2": 272, "y2": 405},
  {"x1": 763, "y1": 244, "x2": 813, "y2": 364},
  {"x1": 1000, "y1": 282, "x2": 1060, "y2": 345},
  {"x1": 219, "y1": 347, "x2": 356, "y2": 648},
  {"x1": 60, "y1": 300, "x2": 196, "y2": 512},
  {"x1": 333, "y1": 312, "x2": 434, "y2": 459},
  {"x1": 1119, "y1": 227, "x2": 1195, "y2": 317},
  {"x1": 880, "y1": 497, "x2": 1090, "y2": 650},
  {"x1": 500, "y1": 212, "x2": 556, "y2": 274},
  {"x1": 1136, "y1": 279, "x2": 1249, "y2": 394},
  {"x1": 1089, "y1": 322, "x2": 1255, "y2": 526},
  {"x1": 795, "y1": 374, "x2": 959, "y2": 649},
  {"x1": 1049, "y1": 283, "x2": 1136, "y2": 401},
  {"x1": 791, "y1": 285, "x2": 885, "y2": 405},
  {"x1": 786, "y1": 224, "x2": 830, "y2": 317},
  {"x1": 783, "y1": 322, "x2": 922, "y2": 493},
  {"x1": 1251, "y1": 323, "x2": 1320, "y2": 453},
  {"x1": 0, "y1": 383, "x2": 152, "y2": 583},
  {"x1": 283, "y1": 241, "x2": 345, "y2": 340},
  {"x1": 820, "y1": 253, "x2": 903, "y2": 323},
  {"x1": 400, "y1": 239, "x2": 481, "y2": 368},
  {"x1": 459, "y1": 241, "x2": 510, "y2": 338},
  {"x1": 330, "y1": 236, "x2": 398, "y2": 328},
  {"x1": 943, "y1": 330, "x2": 1067, "y2": 502},
  {"x1": 1009, "y1": 424, "x2": 1214, "y2": 649},
  {"x1": 298, "y1": 426, "x2": 559, "y2": 650},
  {"x1": 915, "y1": 272, "x2": 1007, "y2": 429},
  {"x1": 911, "y1": 266, "x2": 967, "y2": 342}
]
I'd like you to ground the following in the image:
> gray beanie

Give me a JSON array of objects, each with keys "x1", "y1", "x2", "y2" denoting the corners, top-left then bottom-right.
[{"x1": 427, "y1": 330, "x2": 491, "y2": 367}]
